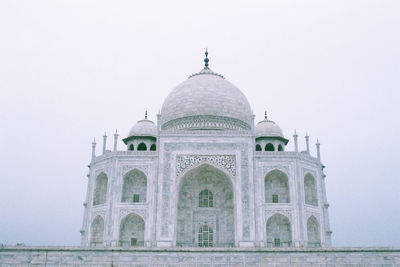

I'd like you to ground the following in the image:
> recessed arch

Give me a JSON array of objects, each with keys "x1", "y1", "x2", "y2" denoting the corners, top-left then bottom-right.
[
  {"x1": 150, "y1": 144, "x2": 156, "y2": 151},
  {"x1": 265, "y1": 169, "x2": 290, "y2": 203},
  {"x1": 278, "y1": 144, "x2": 283, "y2": 151},
  {"x1": 255, "y1": 144, "x2": 262, "y2": 151},
  {"x1": 93, "y1": 172, "x2": 107, "y2": 206},
  {"x1": 307, "y1": 216, "x2": 321, "y2": 247},
  {"x1": 265, "y1": 143, "x2": 275, "y2": 151},
  {"x1": 304, "y1": 173, "x2": 318, "y2": 206},
  {"x1": 128, "y1": 144, "x2": 134, "y2": 151},
  {"x1": 177, "y1": 163, "x2": 234, "y2": 247},
  {"x1": 119, "y1": 213, "x2": 145, "y2": 247},
  {"x1": 137, "y1": 143, "x2": 147, "y2": 151},
  {"x1": 90, "y1": 215, "x2": 104, "y2": 246},
  {"x1": 121, "y1": 169, "x2": 147, "y2": 203},
  {"x1": 266, "y1": 213, "x2": 292, "y2": 247}
]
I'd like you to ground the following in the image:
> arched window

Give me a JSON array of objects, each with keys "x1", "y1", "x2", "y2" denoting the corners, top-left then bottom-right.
[
  {"x1": 128, "y1": 144, "x2": 134, "y2": 151},
  {"x1": 150, "y1": 144, "x2": 156, "y2": 151},
  {"x1": 198, "y1": 225, "x2": 213, "y2": 247},
  {"x1": 266, "y1": 214, "x2": 292, "y2": 247},
  {"x1": 265, "y1": 170, "x2": 290, "y2": 203},
  {"x1": 304, "y1": 173, "x2": 318, "y2": 206},
  {"x1": 93, "y1": 173, "x2": 107, "y2": 206},
  {"x1": 255, "y1": 144, "x2": 262, "y2": 151},
  {"x1": 137, "y1": 143, "x2": 147, "y2": 151},
  {"x1": 278, "y1": 144, "x2": 283, "y2": 151},
  {"x1": 265, "y1": 143, "x2": 275, "y2": 151},
  {"x1": 119, "y1": 213, "x2": 145, "y2": 247},
  {"x1": 199, "y1": 189, "x2": 213, "y2": 207},
  {"x1": 121, "y1": 169, "x2": 147, "y2": 203},
  {"x1": 307, "y1": 216, "x2": 321, "y2": 247},
  {"x1": 90, "y1": 215, "x2": 104, "y2": 246}
]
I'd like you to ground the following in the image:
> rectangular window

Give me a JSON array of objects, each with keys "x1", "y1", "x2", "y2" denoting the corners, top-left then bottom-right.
[
  {"x1": 131, "y1": 238, "x2": 137, "y2": 246},
  {"x1": 133, "y1": 194, "x2": 140, "y2": 203},
  {"x1": 274, "y1": 238, "x2": 281, "y2": 247},
  {"x1": 272, "y1": 194, "x2": 279, "y2": 203}
]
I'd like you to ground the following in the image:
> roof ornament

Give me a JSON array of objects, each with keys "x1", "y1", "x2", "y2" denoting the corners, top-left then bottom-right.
[
  {"x1": 265, "y1": 111, "x2": 268, "y2": 120},
  {"x1": 145, "y1": 110, "x2": 148, "y2": 119},
  {"x1": 204, "y1": 48, "x2": 209, "y2": 68}
]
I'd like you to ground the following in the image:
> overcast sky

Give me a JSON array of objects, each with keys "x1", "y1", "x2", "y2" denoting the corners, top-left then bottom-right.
[{"x1": 0, "y1": 0, "x2": 399, "y2": 247}]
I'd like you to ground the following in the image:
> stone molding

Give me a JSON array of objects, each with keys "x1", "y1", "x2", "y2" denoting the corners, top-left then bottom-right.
[{"x1": 176, "y1": 154, "x2": 236, "y2": 179}]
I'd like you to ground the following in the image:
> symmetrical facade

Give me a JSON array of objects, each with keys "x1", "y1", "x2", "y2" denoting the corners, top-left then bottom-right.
[{"x1": 80, "y1": 53, "x2": 332, "y2": 249}]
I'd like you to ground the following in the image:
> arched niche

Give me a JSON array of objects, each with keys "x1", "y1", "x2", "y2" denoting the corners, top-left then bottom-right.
[
  {"x1": 121, "y1": 169, "x2": 147, "y2": 203},
  {"x1": 90, "y1": 215, "x2": 104, "y2": 246},
  {"x1": 255, "y1": 144, "x2": 262, "y2": 151},
  {"x1": 278, "y1": 144, "x2": 283, "y2": 151},
  {"x1": 177, "y1": 164, "x2": 234, "y2": 247},
  {"x1": 304, "y1": 173, "x2": 318, "y2": 206},
  {"x1": 128, "y1": 144, "x2": 134, "y2": 151},
  {"x1": 93, "y1": 172, "x2": 107, "y2": 206},
  {"x1": 150, "y1": 144, "x2": 156, "y2": 151},
  {"x1": 307, "y1": 216, "x2": 321, "y2": 247},
  {"x1": 266, "y1": 213, "x2": 292, "y2": 247},
  {"x1": 119, "y1": 213, "x2": 145, "y2": 247},
  {"x1": 265, "y1": 169, "x2": 290, "y2": 203}
]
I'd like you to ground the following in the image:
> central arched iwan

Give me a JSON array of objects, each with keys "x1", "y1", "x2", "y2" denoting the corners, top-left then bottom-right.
[{"x1": 176, "y1": 164, "x2": 234, "y2": 247}]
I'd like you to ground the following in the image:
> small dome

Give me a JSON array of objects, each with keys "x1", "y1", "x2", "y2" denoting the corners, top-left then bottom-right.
[
  {"x1": 160, "y1": 67, "x2": 253, "y2": 131},
  {"x1": 255, "y1": 119, "x2": 284, "y2": 138},
  {"x1": 127, "y1": 119, "x2": 157, "y2": 138}
]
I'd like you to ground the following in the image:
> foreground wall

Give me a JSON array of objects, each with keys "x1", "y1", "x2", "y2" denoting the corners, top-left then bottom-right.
[{"x1": 1, "y1": 247, "x2": 400, "y2": 266}]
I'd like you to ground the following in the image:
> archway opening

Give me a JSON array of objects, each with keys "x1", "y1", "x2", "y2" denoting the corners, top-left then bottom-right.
[
  {"x1": 265, "y1": 143, "x2": 275, "y2": 151},
  {"x1": 278, "y1": 144, "x2": 283, "y2": 151},
  {"x1": 137, "y1": 143, "x2": 147, "y2": 151},
  {"x1": 93, "y1": 173, "x2": 107, "y2": 206},
  {"x1": 119, "y1": 213, "x2": 145, "y2": 247},
  {"x1": 266, "y1": 213, "x2": 292, "y2": 247},
  {"x1": 128, "y1": 144, "x2": 134, "y2": 151},
  {"x1": 304, "y1": 173, "x2": 318, "y2": 206},
  {"x1": 150, "y1": 144, "x2": 156, "y2": 151},
  {"x1": 121, "y1": 169, "x2": 147, "y2": 203},
  {"x1": 265, "y1": 169, "x2": 290, "y2": 203},
  {"x1": 255, "y1": 144, "x2": 262, "y2": 151},
  {"x1": 307, "y1": 216, "x2": 321, "y2": 247},
  {"x1": 90, "y1": 215, "x2": 104, "y2": 246},
  {"x1": 177, "y1": 164, "x2": 234, "y2": 247}
]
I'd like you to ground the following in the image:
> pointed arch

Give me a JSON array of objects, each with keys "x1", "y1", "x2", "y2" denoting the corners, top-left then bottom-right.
[
  {"x1": 177, "y1": 163, "x2": 234, "y2": 247},
  {"x1": 304, "y1": 173, "x2": 318, "y2": 206},
  {"x1": 307, "y1": 216, "x2": 321, "y2": 247},
  {"x1": 90, "y1": 215, "x2": 104, "y2": 246},
  {"x1": 137, "y1": 143, "x2": 147, "y2": 151},
  {"x1": 121, "y1": 169, "x2": 147, "y2": 203},
  {"x1": 265, "y1": 169, "x2": 290, "y2": 203},
  {"x1": 265, "y1": 143, "x2": 275, "y2": 151},
  {"x1": 266, "y1": 213, "x2": 292, "y2": 247},
  {"x1": 93, "y1": 172, "x2": 107, "y2": 206},
  {"x1": 119, "y1": 213, "x2": 145, "y2": 247}
]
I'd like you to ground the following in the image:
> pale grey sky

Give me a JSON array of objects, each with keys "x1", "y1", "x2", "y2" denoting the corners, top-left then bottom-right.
[{"x1": 0, "y1": 0, "x2": 399, "y2": 246}]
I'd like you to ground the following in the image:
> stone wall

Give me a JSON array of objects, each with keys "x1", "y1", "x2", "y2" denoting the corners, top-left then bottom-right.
[{"x1": 1, "y1": 247, "x2": 400, "y2": 266}]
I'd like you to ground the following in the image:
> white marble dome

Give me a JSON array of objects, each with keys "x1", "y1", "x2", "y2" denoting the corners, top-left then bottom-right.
[
  {"x1": 160, "y1": 68, "x2": 253, "y2": 131},
  {"x1": 255, "y1": 118, "x2": 284, "y2": 138},
  {"x1": 127, "y1": 118, "x2": 157, "y2": 137}
]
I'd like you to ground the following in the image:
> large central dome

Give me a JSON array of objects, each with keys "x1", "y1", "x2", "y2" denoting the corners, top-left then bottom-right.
[{"x1": 160, "y1": 55, "x2": 253, "y2": 131}]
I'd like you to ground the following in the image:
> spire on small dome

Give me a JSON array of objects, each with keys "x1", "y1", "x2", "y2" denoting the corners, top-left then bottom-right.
[
  {"x1": 265, "y1": 111, "x2": 268, "y2": 120},
  {"x1": 204, "y1": 48, "x2": 209, "y2": 68},
  {"x1": 145, "y1": 110, "x2": 148, "y2": 119}
]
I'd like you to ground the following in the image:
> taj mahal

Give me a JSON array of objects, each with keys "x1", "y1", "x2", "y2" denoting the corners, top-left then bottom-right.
[
  {"x1": 3, "y1": 52, "x2": 400, "y2": 266},
  {"x1": 80, "y1": 51, "x2": 332, "y2": 249}
]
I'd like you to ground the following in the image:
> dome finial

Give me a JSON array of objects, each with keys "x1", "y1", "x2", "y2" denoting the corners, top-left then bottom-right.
[
  {"x1": 265, "y1": 111, "x2": 268, "y2": 120},
  {"x1": 145, "y1": 110, "x2": 148, "y2": 119},
  {"x1": 204, "y1": 48, "x2": 209, "y2": 68}
]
